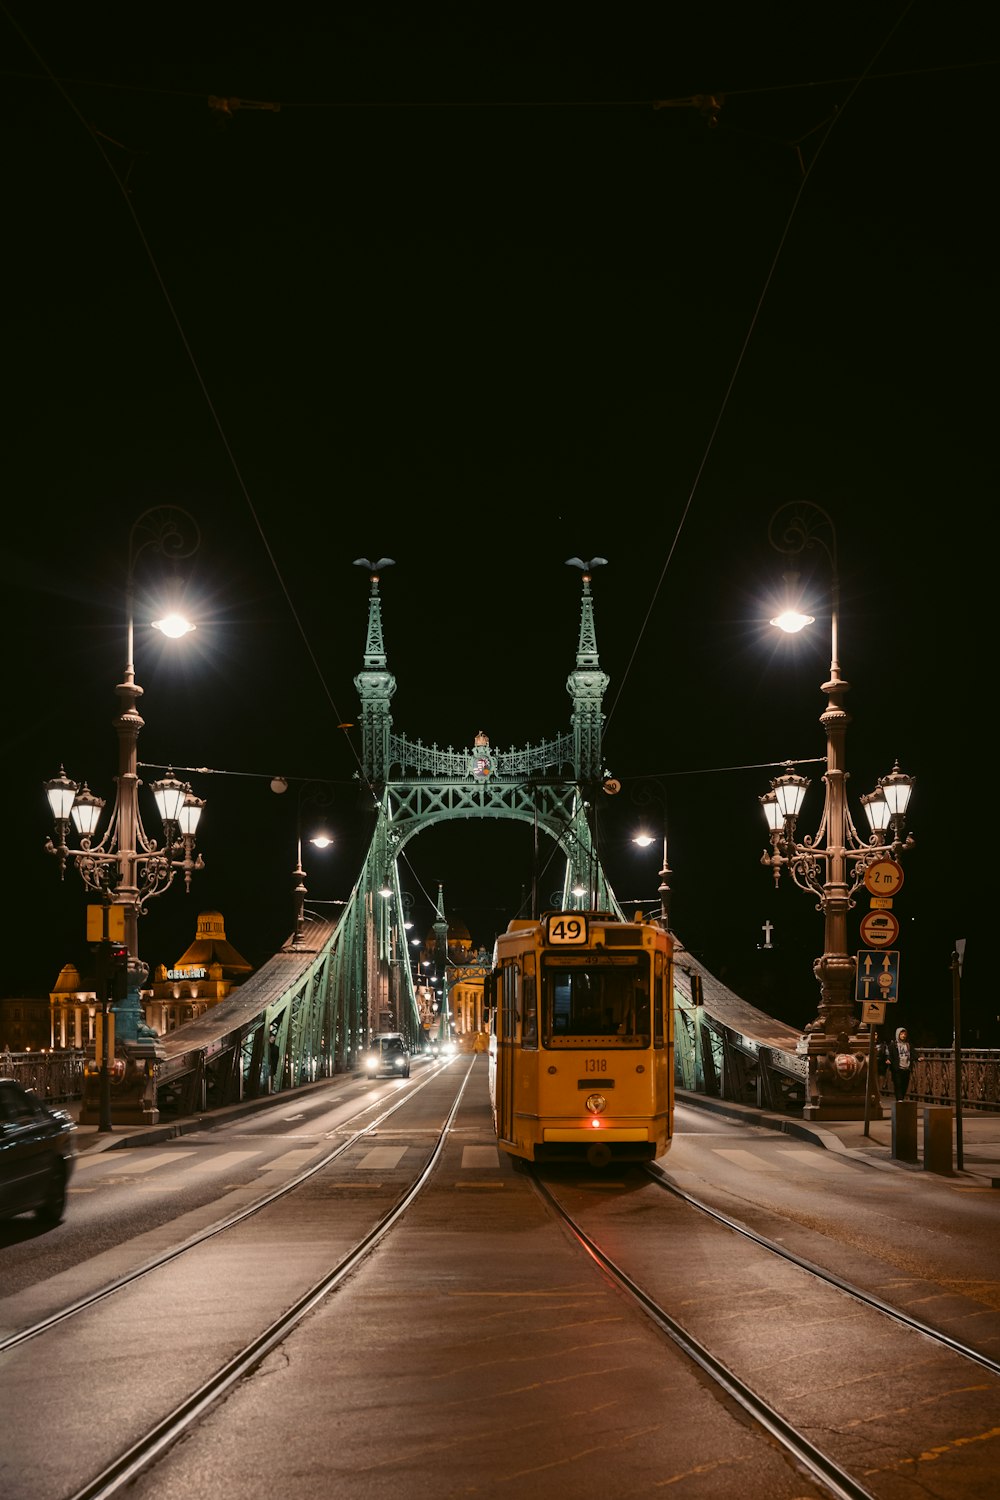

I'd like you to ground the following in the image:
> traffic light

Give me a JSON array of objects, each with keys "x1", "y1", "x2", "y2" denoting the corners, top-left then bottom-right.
[{"x1": 110, "y1": 942, "x2": 130, "y2": 1002}]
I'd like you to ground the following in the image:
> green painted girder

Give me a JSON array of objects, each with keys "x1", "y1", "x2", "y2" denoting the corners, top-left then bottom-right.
[
  {"x1": 379, "y1": 779, "x2": 622, "y2": 916},
  {"x1": 382, "y1": 777, "x2": 581, "y2": 836}
]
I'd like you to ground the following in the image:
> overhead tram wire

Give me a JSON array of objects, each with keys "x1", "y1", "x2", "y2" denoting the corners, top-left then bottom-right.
[
  {"x1": 5, "y1": 1, "x2": 917, "y2": 793},
  {"x1": 3, "y1": 6, "x2": 374, "y2": 802},
  {"x1": 601, "y1": 0, "x2": 918, "y2": 737}
]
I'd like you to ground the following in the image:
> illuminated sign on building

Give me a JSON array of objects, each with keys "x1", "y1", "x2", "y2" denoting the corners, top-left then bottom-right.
[{"x1": 167, "y1": 967, "x2": 208, "y2": 980}]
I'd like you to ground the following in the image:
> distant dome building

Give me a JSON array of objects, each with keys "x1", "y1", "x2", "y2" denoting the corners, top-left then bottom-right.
[
  {"x1": 49, "y1": 964, "x2": 96, "y2": 1049},
  {"x1": 421, "y1": 916, "x2": 473, "y2": 958},
  {"x1": 47, "y1": 911, "x2": 254, "y2": 1048},
  {"x1": 145, "y1": 910, "x2": 253, "y2": 1034}
]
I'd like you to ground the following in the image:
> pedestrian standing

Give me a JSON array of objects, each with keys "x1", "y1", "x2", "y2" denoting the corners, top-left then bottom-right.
[
  {"x1": 887, "y1": 1026, "x2": 912, "y2": 1101},
  {"x1": 876, "y1": 1034, "x2": 890, "y2": 1091}
]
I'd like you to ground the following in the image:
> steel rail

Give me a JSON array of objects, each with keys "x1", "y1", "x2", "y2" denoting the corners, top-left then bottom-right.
[
  {"x1": 64, "y1": 1059, "x2": 475, "y2": 1500},
  {"x1": 530, "y1": 1169, "x2": 877, "y2": 1500},
  {"x1": 644, "y1": 1160, "x2": 1000, "y2": 1378},
  {"x1": 0, "y1": 1061, "x2": 454, "y2": 1355}
]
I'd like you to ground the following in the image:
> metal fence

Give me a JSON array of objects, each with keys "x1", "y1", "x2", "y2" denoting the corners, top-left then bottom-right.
[
  {"x1": 910, "y1": 1049, "x2": 1000, "y2": 1112},
  {"x1": 1, "y1": 1050, "x2": 87, "y2": 1102}
]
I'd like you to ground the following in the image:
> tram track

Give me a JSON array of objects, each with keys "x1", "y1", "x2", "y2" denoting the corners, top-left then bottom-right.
[
  {"x1": 0, "y1": 1062, "x2": 454, "y2": 1356},
  {"x1": 644, "y1": 1161, "x2": 1000, "y2": 1379},
  {"x1": 1, "y1": 1061, "x2": 476, "y2": 1500},
  {"x1": 6, "y1": 1063, "x2": 998, "y2": 1500},
  {"x1": 530, "y1": 1163, "x2": 1000, "y2": 1500}
]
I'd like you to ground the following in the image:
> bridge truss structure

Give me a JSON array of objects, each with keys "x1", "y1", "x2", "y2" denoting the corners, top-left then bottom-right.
[{"x1": 153, "y1": 561, "x2": 808, "y2": 1121}]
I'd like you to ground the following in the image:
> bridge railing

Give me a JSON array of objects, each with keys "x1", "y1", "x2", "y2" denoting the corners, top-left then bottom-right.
[
  {"x1": 1, "y1": 1049, "x2": 87, "y2": 1102},
  {"x1": 909, "y1": 1049, "x2": 1000, "y2": 1111},
  {"x1": 388, "y1": 732, "x2": 575, "y2": 779}
]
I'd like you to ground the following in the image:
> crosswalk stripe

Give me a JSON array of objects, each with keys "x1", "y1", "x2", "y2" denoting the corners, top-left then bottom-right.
[
  {"x1": 776, "y1": 1148, "x2": 852, "y2": 1171},
  {"x1": 357, "y1": 1146, "x2": 408, "y2": 1169},
  {"x1": 185, "y1": 1151, "x2": 260, "y2": 1172},
  {"x1": 461, "y1": 1145, "x2": 500, "y2": 1168},
  {"x1": 714, "y1": 1148, "x2": 778, "y2": 1169},
  {"x1": 259, "y1": 1149, "x2": 320, "y2": 1172},
  {"x1": 100, "y1": 1151, "x2": 179, "y2": 1175}
]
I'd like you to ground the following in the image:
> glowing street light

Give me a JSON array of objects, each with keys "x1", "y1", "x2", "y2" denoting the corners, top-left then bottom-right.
[
  {"x1": 43, "y1": 505, "x2": 204, "y2": 1129},
  {"x1": 759, "y1": 502, "x2": 914, "y2": 1121}
]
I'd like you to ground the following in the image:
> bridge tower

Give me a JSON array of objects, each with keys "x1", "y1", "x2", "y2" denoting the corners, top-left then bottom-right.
[{"x1": 337, "y1": 554, "x2": 625, "y2": 1066}]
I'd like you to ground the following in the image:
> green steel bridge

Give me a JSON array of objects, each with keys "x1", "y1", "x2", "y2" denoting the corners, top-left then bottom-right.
[{"x1": 151, "y1": 561, "x2": 809, "y2": 1121}]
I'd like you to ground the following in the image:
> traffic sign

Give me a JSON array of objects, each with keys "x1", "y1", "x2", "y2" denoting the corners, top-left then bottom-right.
[
  {"x1": 856, "y1": 948, "x2": 900, "y2": 1003},
  {"x1": 87, "y1": 903, "x2": 125, "y2": 941},
  {"x1": 863, "y1": 858, "x2": 904, "y2": 897},
  {"x1": 859, "y1": 909, "x2": 899, "y2": 946}
]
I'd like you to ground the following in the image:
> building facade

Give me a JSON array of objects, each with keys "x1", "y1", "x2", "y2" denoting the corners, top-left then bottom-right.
[{"x1": 45, "y1": 910, "x2": 253, "y2": 1049}]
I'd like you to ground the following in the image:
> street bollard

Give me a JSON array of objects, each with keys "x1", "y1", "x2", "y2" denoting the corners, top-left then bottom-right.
[
  {"x1": 923, "y1": 1106, "x2": 953, "y2": 1175},
  {"x1": 891, "y1": 1100, "x2": 918, "y2": 1163}
]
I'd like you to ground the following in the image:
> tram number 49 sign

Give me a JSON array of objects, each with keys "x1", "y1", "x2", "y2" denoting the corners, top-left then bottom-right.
[{"x1": 859, "y1": 909, "x2": 899, "y2": 946}]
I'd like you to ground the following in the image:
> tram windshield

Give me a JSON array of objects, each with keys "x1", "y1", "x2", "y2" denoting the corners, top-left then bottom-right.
[{"x1": 541, "y1": 954, "x2": 651, "y2": 1048}]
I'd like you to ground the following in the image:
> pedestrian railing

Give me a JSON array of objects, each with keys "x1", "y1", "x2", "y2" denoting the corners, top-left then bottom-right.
[
  {"x1": 910, "y1": 1048, "x2": 1000, "y2": 1112},
  {"x1": 1, "y1": 1049, "x2": 87, "y2": 1101}
]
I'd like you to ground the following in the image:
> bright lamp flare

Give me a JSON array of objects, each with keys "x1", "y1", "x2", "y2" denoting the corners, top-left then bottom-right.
[
  {"x1": 770, "y1": 608, "x2": 815, "y2": 633},
  {"x1": 152, "y1": 613, "x2": 196, "y2": 639}
]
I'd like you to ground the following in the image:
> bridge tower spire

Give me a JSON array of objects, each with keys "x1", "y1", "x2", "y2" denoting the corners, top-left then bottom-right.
[
  {"x1": 432, "y1": 882, "x2": 451, "y2": 1039},
  {"x1": 353, "y1": 559, "x2": 397, "y2": 787},
  {"x1": 565, "y1": 558, "x2": 610, "y2": 784}
]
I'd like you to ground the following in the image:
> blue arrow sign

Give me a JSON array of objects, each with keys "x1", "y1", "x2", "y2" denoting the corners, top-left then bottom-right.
[{"x1": 855, "y1": 948, "x2": 900, "y2": 1003}]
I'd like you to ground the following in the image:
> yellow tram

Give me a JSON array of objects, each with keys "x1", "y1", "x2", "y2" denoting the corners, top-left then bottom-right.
[{"x1": 487, "y1": 911, "x2": 674, "y2": 1168}]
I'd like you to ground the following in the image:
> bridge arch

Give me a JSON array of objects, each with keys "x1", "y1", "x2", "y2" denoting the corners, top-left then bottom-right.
[{"x1": 151, "y1": 557, "x2": 807, "y2": 1125}]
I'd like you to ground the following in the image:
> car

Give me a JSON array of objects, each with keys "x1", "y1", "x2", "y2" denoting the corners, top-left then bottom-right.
[
  {"x1": 362, "y1": 1032, "x2": 411, "y2": 1079},
  {"x1": 0, "y1": 1078, "x2": 76, "y2": 1225}
]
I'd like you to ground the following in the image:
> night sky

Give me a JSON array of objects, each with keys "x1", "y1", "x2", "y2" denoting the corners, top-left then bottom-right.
[{"x1": 2, "y1": 6, "x2": 990, "y2": 1043}]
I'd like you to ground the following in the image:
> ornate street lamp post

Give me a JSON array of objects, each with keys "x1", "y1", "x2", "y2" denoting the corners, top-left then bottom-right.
[
  {"x1": 631, "y1": 778, "x2": 671, "y2": 930},
  {"x1": 43, "y1": 506, "x2": 204, "y2": 1128},
  {"x1": 759, "y1": 502, "x2": 914, "y2": 1121},
  {"x1": 270, "y1": 777, "x2": 336, "y2": 947}
]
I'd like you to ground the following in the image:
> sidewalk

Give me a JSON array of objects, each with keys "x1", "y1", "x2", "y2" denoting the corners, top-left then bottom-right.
[{"x1": 678, "y1": 1090, "x2": 1000, "y2": 1187}]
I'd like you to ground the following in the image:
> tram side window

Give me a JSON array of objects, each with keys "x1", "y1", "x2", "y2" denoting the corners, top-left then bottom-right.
[
  {"x1": 653, "y1": 951, "x2": 666, "y2": 1047},
  {"x1": 522, "y1": 970, "x2": 537, "y2": 1048},
  {"x1": 501, "y1": 960, "x2": 518, "y2": 1042}
]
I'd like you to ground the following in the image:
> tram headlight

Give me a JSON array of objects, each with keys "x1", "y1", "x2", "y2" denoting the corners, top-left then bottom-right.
[{"x1": 584, "y1": 1093, "x2": 607, "y2": 1114}]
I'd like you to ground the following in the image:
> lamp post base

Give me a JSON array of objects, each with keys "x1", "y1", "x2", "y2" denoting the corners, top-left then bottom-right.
[
  {"x1": 798, "y1": 1033, "x2": 883, "y2": 1122},
  {"x1": 78, "y1": 1039, "x2": 165, "y2": 1127}
]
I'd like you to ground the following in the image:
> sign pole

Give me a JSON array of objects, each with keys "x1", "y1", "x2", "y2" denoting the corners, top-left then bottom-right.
[
  {"x1": 952, "y1": 942, "x2": 965, "y2": 1172},
  {"x1": 863, "y1": 1024, "x2": 878, "y2": 1137}
]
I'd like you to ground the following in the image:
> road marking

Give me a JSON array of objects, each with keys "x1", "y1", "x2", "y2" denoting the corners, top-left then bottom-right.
[
  {"x1": 185, "y1": 1151, "x2": 260, "y2": 1172},
  {"x1": 259, "y1": 1149, "x2": 320, "y2": 1172},
  {"x1": 357, "y1": 1146, "x2": 408, "y2": 1169},
  {"x1": 98, "y1": 1151, "x2": 178, "y2": 1175},
  {"x1": 715, "y1": 1149, "x2": 779, "y2": 1170},
  {"x1": 461, "y1": 1146, "x2": 500, "y2": 1168},
  {"x1": 777, "y1": 1148, "x2": 853, "y2": 1172}
]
